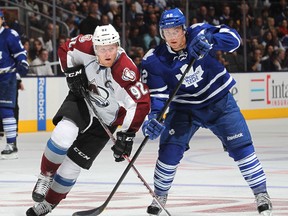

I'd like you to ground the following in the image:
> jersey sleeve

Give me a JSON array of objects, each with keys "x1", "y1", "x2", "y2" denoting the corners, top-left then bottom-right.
[
  {"x1": 141, "y1": 48, "x2": 168, "y2": 117},
  {"x1": 112, "y1": 52, "x2": 150, "y2": 133},
  {"x1": 189, "y1": 23, "x2": 241, "y2": 53},
  {"x1": 58, "y1": 34, "x2": 94, "y2": 72},
  {"x1": 7, "y1": 29, "x2": 28, "y2": 64}
]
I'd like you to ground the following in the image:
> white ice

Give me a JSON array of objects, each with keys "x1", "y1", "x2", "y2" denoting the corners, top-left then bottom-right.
[{"x1": 0, "y1": 118, "x2": 287, "y2": 216}]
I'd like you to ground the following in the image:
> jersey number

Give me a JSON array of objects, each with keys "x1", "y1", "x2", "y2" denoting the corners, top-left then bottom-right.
[{"x1": 129, "y1": 81, "x2": 148, "y2": 99}]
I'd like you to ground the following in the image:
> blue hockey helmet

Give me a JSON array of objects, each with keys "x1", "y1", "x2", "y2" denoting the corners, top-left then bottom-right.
[
  {"x1": 159, "y1": 8, "x2": 186, "y2": 29},
  {"x1": 159, "y1": 8, "x2": 186, "y2": 39}
]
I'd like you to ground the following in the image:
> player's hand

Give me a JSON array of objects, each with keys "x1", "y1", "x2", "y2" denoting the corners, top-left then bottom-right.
[
  {"x1": 111, "y1": 131, "x2": 135, "y2": 162},
  {"x1": 142, "y1": 118, "x2": 165, "y2": 140},
  {"x1": 16, "y1": 60, "x2": 29, "y2": 75},
  {"x1": 188, "y1": 34, "x2": 212, "y2": 60},
  {"x1": 64, "y1": 65, "x2": 88, "y2": 98}
]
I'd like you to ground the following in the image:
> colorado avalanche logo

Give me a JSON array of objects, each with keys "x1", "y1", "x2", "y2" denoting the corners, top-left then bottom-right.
[
  {"x1": 88, "y1": 84, "x2": 110, "y2": 108},
  {"x1": 79, "y1": 35, "x2": 92, "y2": 43},
  {"x1": 122, "y1": 67, "x2": 136, "y2": 81}
]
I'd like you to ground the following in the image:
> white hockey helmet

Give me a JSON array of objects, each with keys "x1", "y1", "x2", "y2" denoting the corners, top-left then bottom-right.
[{"x1": 92, "y1": 24, "x2": 120, "y2": 47}]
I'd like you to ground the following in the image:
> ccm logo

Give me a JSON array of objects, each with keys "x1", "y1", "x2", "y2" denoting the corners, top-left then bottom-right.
[
  {"x1": 73, "y1": 147, "x2": 90, "y2": 160},
  {"x1": 65, "y1": 71, "x2": 82, "y2": 77}
]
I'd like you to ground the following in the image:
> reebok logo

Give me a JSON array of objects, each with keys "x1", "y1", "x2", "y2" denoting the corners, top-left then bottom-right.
[{"x1": 227, "y1": 133, "x2": 243, "y2": 141}]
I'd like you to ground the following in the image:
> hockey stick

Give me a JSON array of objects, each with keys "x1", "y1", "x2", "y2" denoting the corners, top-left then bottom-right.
[
  {"x1": 29, "y1": 61, "x2": 60, "y2": 67},
  {"x1": 72, "y1": 57, "x2": 196, "y2": 216},
  {"x1": 80, "y1": 87, "x2": 172, "y2": 216}
]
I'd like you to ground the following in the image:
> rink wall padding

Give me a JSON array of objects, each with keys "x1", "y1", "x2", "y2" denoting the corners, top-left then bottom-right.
[{"x1": 18, "y1": 72, "x2": 288, "y2": 132}]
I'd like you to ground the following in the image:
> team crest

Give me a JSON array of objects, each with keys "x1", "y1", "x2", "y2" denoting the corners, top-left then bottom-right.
[
  {"x1": 79, "y1": 35, "x2": 92, "y2": 43},
  {"x1": 122, "y1": 67, "x2": 136, "y2": 81},
  {"x1": 176, "y1": 64, "x2": 204, "y2": 88}
]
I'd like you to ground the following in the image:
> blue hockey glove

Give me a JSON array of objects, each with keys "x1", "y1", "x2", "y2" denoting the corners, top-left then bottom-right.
[
  {"x1": 16, "y1": 60, "x2": 29, "y2": 76},
  {"x1": 188, "y1": 34, "x2": 212, "y2": 60},
  {"x1": 142, "y1": 118, "x2": 165, "y2": 140},
  {"x1": 111, "y1": 131, "x2": 135, "y2": 162}
]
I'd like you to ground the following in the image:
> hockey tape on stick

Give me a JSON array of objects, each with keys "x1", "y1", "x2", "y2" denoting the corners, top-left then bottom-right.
[{"x1": 72, "y1": 58, "x2": 196, "y2": 216}]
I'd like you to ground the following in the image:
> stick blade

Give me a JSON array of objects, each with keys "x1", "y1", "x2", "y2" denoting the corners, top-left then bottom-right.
[{"x1": 72, "y1": 205, "x2": 105, "y2": 216}]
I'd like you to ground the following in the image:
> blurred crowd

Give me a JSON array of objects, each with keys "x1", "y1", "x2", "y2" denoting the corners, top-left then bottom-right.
[{"x1": 1, "y1": 0, "x2": 288, "y2": 74}]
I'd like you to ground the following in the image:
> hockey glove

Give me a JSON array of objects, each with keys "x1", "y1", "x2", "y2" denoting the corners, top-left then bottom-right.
[
  {"x1": 111, "y1": 131, "x2": 135, "y2": 162},
  {"x1": 64, "y1": 65, "x2": 88, "y2": 98},
  {"x1": 16, "y1": 60, "x2": 29, "y2": 76},
  {"x1": 142, "y1": 118, "x2": 165, "y2": 140},
  {"x1": 188, "y1": 34, "x2": 212, "y2": 60}
]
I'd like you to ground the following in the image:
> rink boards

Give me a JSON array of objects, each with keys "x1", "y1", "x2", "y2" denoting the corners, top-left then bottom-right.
[{"x1": 17, "y1": 72, "x2": 288, "y2": 132}]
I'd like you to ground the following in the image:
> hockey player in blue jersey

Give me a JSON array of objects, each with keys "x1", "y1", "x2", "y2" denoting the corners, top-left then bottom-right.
[
  {"x1": 0, "y1": 10, "x2": 29, "y2": 159},
  {"x1": 141, "y1": 8, "x2": 272, "y2": 216}
]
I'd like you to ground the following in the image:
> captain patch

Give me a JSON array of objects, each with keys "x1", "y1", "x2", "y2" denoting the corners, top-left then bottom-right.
[{"x1": 122, "y1": 67, "x2": 136, "y2": 81}]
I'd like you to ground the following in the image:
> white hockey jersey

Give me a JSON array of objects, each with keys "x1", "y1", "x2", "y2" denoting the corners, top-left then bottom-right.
[{"x1": 58, "y1": 34, "x2": 150, "y2": 132}]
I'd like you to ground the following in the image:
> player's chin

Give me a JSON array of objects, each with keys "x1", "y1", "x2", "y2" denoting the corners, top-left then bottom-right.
[{"x1": 102, "y1": 59, "x2": 113, "y2": 67}]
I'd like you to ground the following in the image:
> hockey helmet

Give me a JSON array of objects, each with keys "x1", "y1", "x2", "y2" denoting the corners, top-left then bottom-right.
[
  {"x1": 159, "y1": 8, "x2": 186, "y2": 39},
  {"x1": 92, "y1": 24, "x2": 120, "y2": 47}
]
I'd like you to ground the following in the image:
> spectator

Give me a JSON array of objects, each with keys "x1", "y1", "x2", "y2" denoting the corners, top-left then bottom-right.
[
  {"x1": 215, "y1": 50, "x2": 229, "y2": 67},
  {"x1": 248, "y1": 47, "x2": 264, "y2": 72},
  {"x1": 100, "y1": 14, "x2": 110, "y2": 25},
  {"x1": 196, "y1": 5, "x2": 209, "y2": 23},
  {"x1": 219, "y1": 4, "x2": 232, "y2": 25},
  {"x1": 135, "y1": 0, "x2": 144, "y2": 14},
  {"x1": 78, "y1": 2, "x2": 101, "y2": 35},
  {"x1": 129, "y1": 26, "x2": 144, "y2": 48},
  {"x1": 277, "y1": 19, "x2": 288, "y2": 38},
  {"x1": 24, "y1": 0, "x2": 42, "y2": 28},
  {"x1": 224, "y1": 51, "x2": 245, "y2": 72},
  {"x1": 66, "y1": 18, "x2": 79, "y2": 38},
  {"x1": 262, "y1": 29, "x2": 283, "y2": 50},
  {"x1": 272, "y1": 48, "x2": 287, "y2": 70},
  {"x1": 38, "y1": 23, "x2": 56, "y2": 61},
  {"x1": 274, "y1": 5, "x2": 288, "y2": 26},
  {"x1": 261, "y1": 44, "x2": 275, "y2": 71},
  {"x1": 207, "y1": 6, "x2": 220, "y2": 26},
  {"x1": 133, "y1": 13, "x2": 146, "y2": 36},
  {"x1": 78, "y1": 1, "x2": 89, "y2": 17},
  {"x1": 250, "y1": 16, "x2": 265, "y2": 41},
  {"x1": 30, "y1": 38, "x2": 43, "y2": 60},
  {"x1": 21, "y1": 38, "x2": 33, "y2": 64},
  {"x1": 155, "y1": 0, "x2": 166, "y2": 10},
  {"x1": 107, "y1": 1, "x2": 119, "y2": 23},
  {"x1": 126, "y1": 2, "x2": 137, "y2": 25},
  {"x1": 30, "y1": 48, "x2": 54, "y2": 76},
  {"x1": 143, "y1": 24, "x2": 161, "y2": 51},
  {"x1": 112, "y1": 14, "x2": 122, "y2": 34}
]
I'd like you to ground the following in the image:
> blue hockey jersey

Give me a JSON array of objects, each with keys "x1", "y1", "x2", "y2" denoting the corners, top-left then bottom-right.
[
  {"x1": 141, "y1": 23, "x2": 241, "y2": 114},
  {"x1": 0, "y1": 26, "x2": 28, "y2": 79}
]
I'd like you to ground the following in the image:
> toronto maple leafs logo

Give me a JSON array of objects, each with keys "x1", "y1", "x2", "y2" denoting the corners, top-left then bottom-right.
[{"x1": 176, "y1": 64, "x2": 204, "y2": 88}]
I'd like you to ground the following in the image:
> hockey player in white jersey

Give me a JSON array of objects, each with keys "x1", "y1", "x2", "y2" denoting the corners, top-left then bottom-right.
[
  {"x1": 0, "y1": 10, "x2": 29, "y2": 159},
  {"x1": 26, "y1": 24, "x2": 150, "y2": 216},
  {"x1": 141, "y1": 8, "x2": 272, "y2": 216}
]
